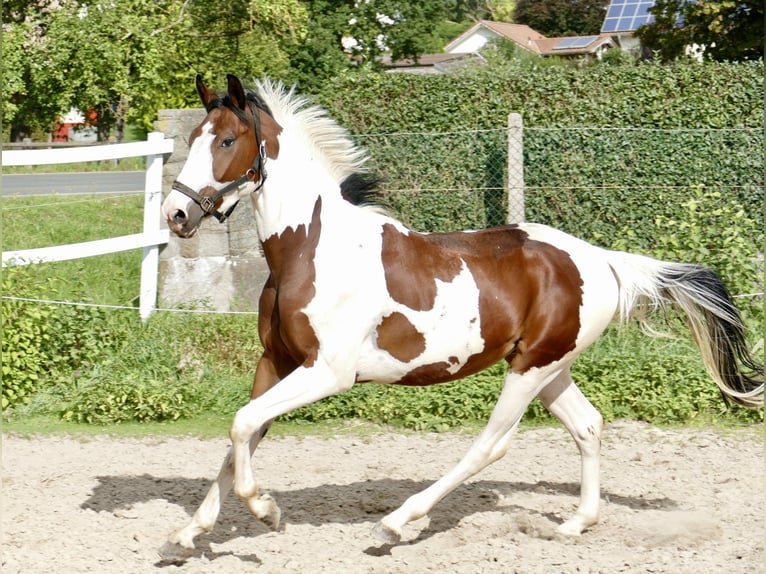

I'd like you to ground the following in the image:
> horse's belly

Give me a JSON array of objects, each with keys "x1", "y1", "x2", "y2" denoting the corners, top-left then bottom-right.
[{"x1": 354, "y1": 323, "x2": 488, "y2": 385}]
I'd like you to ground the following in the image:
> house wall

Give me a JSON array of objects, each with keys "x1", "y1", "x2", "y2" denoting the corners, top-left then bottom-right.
[
  {"x1": 445, "y1": 28, "x2": 499, "y2": 53},
  {"x1": 612, "y1": 34, "x2": 642, "y2": 54}
]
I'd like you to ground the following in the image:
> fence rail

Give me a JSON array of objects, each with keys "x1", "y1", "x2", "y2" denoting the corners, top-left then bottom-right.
[{"x1": 1, "y1": 132, "x2": 174, "y2": 320}]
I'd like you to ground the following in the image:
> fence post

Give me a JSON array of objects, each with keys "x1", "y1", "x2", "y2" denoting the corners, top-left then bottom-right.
[
  {"x1": 139, "y1": 132, "x2": 165, "y2": 321},
  {"x1": 507, "y1": 113, "x2": 525, "y2": 223}
]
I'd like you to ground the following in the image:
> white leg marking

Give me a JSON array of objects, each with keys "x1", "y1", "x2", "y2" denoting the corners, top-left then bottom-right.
[
  {"x1": 538, "y1": 369, "x2": 603, "y2": 536},
  {"x1": 230, "y1": 360, "x2": 353, "y2": 510},
  {"x1": 160, "y1": 429, "x2": 268, "y2": 561},
  {"x1": 375, "y1": 368, "x2": 556, "y2": 543}
]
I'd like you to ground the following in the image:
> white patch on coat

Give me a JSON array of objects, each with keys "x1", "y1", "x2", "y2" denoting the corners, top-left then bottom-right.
[{"x1": 301, "y1": 213, "x2": 483, "y2": 382}]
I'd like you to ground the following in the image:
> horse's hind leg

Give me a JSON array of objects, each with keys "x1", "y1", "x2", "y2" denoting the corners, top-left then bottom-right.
[
  {"x1": 373, "y1": 369, "x2": 548, "y2": 544},
  {"x1": 538, "y1": 368, "x2": 603, "y2": 536}
]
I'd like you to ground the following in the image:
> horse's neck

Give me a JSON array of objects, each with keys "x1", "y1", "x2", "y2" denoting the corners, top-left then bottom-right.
[{"x1": 252, "y1": 130, "x2": 340, "y2": 244}]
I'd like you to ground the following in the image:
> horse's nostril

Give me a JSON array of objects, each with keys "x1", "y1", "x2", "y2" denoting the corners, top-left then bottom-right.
[{"x1": 173, "y1": 210, "x2": 187, "y2": 225}]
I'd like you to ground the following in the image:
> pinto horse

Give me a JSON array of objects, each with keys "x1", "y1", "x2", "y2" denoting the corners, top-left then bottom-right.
[{"x1": 158, "y1": 74, "x2": 763, "y2": 562}]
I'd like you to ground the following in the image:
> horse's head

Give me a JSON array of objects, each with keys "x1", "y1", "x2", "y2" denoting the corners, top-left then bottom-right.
[{"x1": 162, "y1": 74, "x2": 281, "y2": 238}]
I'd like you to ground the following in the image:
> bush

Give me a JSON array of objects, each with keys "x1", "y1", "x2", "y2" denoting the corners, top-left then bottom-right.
[
  {"x1": 571, "y1": 327, "x2": 762, "y2": 424},
  {"x1": 53, "y1": 312, "x2": 259, "y2": 424},
  {"x1": 2, "y1": 267, "x2": 51, "y2": 409},
  {"x1": 2, "y1": 265, "x2": 121, "y2": 410},
  {"x1": 608, "y1": 186, "x2": 763, "y2": 323},
  {"x1": 60, "y1": 370, "x2": 194, "y2": 424}
]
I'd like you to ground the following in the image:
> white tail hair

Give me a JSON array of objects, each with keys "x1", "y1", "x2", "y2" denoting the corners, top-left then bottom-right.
[{"x1": 606, "y1": 250, "x2": 763, "y2": 408}]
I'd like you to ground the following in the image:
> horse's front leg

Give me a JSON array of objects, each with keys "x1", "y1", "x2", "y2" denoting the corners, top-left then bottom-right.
[
  {"x1": 230, "y1": 359, "x2": 353, "y2": 523},
  {"x1": 159, "y1": 356, "x2": 280, "y2": 563},
  {"x1": 159, "y1": 430, "x2": 268, "y2": 562}
]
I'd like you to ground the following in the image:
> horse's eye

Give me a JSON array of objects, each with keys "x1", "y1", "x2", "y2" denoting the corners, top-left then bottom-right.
[{"x1": 221, "y1": 137, "x2": 235, "y2": 148}]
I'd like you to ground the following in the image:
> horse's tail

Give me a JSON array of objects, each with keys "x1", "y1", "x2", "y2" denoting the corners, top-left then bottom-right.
[{"x1": 605, "y1": 251, "x2": 763, "y2": 408}]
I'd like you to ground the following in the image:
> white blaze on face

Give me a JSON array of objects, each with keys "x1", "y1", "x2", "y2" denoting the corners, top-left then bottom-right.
[
  {"x1": 179, "y1": 121, "x2": 219, "y2": 188},
  {"x1": 161, "y1": 121, "x2": 246, "y2": 222},
  {"x1": 162, "y1": 122, "x2": 217, "y2": 222}
]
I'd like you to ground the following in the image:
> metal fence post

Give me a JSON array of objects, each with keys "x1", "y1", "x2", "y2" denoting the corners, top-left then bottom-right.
[
  {"x1": 507, "y1": 113, "x2": 525, "y2": 223},
  {"x1": 139, "y1": 132, "x2": 165, "y2": 321}
]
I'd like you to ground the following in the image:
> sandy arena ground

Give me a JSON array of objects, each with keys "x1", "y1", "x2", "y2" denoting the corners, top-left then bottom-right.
[{"x1": 2, "y1": 420, "x2": 763, "y2": 573}]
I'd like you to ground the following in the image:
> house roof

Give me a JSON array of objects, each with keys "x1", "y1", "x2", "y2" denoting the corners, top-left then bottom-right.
[
  {"x1": 382, "y1": 20, "x2": 615, "y2": 73},
  {"x1": 535, "y1": 35, "x2": 614, "y2": 56},
  {"x1": 444, "y1": 20, "x2": 613, "y2": 57},
  {"x1": 444, "y1": 21, "x2": 546, "y2": 53}
]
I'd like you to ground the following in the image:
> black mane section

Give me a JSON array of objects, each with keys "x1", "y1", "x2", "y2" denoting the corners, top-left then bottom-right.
[{"x1": 340, "y1": 173, "x2": 387, "y2": 209}]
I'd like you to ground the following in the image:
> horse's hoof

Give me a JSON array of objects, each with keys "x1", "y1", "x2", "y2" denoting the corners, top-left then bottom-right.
[
  {"x1": 247, "y1": 493, "x2": 281, "y2": 531},
  {"x1": 372, "y1": 521, "x2": 401, "y2": 545},
  {"x1": 557, "y1": 516, "x2": 595, "y2": 537},
  {"x1": 157, "y1": 540, "x2": 194, "y2": 563}
]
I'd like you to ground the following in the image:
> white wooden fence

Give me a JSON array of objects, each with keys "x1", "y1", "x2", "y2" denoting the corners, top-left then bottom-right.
[{"x1": 2, "y1": 132, "x2": 174, "y2": 320}]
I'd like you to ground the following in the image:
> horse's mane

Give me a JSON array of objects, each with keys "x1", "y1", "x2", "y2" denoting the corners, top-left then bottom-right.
[{"x1": 252, "y1": 79, "x2": 387, "y2": 212}]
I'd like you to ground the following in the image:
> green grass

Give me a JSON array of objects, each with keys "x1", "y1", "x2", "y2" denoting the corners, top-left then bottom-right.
[
  {"x1": 1, "y1": 413, "x2": 473, "y2": 440},
  {"x1": 2, "y1": 194, "x2": 145, "y2": 305},
  {"x1": 4, "y1": 411, "x2": 760, "y2": 441},
  {"x1": 3, "y1": 156, "x2": 146, "y2": 174},
  {"x1": 2, "y1": 194, "x2": 762, "y2": 431},
  {"x1": 2, "y1": 194, "x2": 145, "y2": 249}
]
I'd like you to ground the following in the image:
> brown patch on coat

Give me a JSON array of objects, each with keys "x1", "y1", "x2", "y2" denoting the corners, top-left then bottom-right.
[
  {"x1": 188, "y1": 105, "x2": 282, "y2": 196},
  {"x1": 376, "y1": 312, "x2": 426, "y2": 363},
  {"x1": 258, "y1": 197, "x2": 323, "y2": 370},
  {"x1": 378, "y1": 224, "x2": 583, "y2": 385},
  {"x1": 380, "y1": 224, "x2": 462, "y2": 311}
]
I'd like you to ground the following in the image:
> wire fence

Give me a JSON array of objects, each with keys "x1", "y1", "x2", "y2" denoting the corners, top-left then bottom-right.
[
  {"x1": 357, "y1": 127, "x2": 518, "y2": 230},
  {"x1": 3, "y1": 125, "x2": 763, "y2": 314},
  {"x1": 357, "y1": 125, "x2": 762, "y2": 237}
]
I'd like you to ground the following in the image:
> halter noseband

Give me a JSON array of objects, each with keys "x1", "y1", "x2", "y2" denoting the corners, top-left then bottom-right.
[{"x1": 171, "y1": 98, "x2": 268, "y2": 224}]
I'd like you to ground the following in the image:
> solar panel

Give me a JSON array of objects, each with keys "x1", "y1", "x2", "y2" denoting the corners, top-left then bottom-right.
[
  {"x1": 601, "y1": 0, "x2": 656, "y2": 33},
  {"x1": 553, "y1": 36, "x2": 600, "y2": 50}
]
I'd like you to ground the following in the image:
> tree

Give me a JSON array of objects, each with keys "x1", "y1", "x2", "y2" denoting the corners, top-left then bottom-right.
[
  {"x1": 2, "y1": 18, "x2": 34, "y2": 140},
  {"x1": 441, "y1": 0, "x2": 516, "y2": 22},
  {"x1": 341, "y1": 0, "x2": 447, "y2": 66},
  {"x1": 513, "y1": 0, "x2": 610, "y2": 36},
  {"x1": 485, "y1": 0, "x2": 516, "y2": 22},
  {"x1": 285, "y1": 1, "x2": 450, "y2": 92},
  {"x1": 282, "y1": 0, "x2": 356, "y2": 93},
  {"x1": 2, "y1": 0, "x2": 308, "y2": 139},
  {"x1": 636, "y1": 0, "x2": 764, "y2": 62}
]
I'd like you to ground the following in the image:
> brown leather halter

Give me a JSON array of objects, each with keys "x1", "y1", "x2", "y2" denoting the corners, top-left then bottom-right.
[{"x1": 170, "y1": 95, "x2": 268, "y2": 223}]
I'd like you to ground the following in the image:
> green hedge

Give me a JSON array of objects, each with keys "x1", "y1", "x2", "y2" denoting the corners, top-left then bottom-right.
[
  {"x1": 3, "y1": 60, "x2": 762, "y2": 426},
  {"x1": 318, "y1": 60, "x2": 763, "y2": 131}
]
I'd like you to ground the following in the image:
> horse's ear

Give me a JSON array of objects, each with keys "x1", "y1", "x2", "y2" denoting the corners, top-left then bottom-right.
[
  {"x1": 196, "y1": 74, "x2": 217, "y2": 108},
  {"x1": 226, "y1": 74, "x2": 248, "y2": 112}
]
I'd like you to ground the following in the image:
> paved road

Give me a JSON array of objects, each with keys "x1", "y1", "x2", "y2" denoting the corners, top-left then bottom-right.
[{"x1": 1, "y1": 171, "x2": 146, "y2": 196}]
